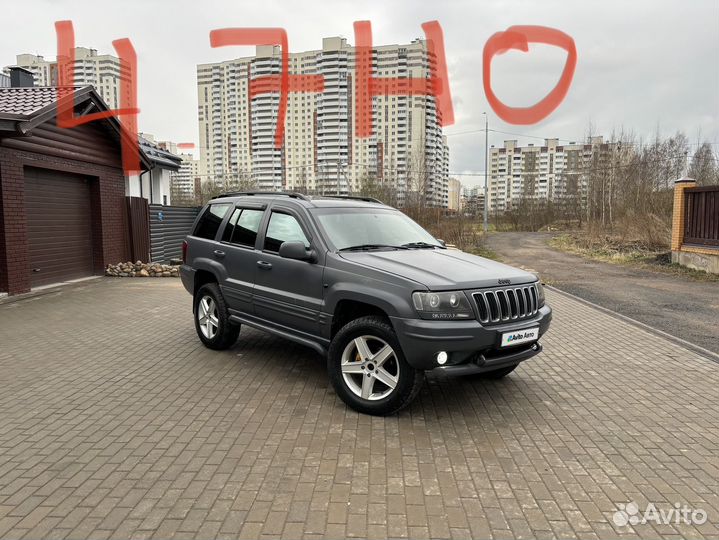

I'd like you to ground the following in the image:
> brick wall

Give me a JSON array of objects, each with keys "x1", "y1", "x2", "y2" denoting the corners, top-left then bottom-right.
[
  {"x1": 670, "y1": 178, "x2": 697, "y2": 252},
  {"x1": 0, "y1": 151, "x2": 30, "y2": 294},
  {"x1": 0, "y1": 161, "x2": 4, "y2": 293},
  {"x1": 0, "y1": 146, "x2": 130, "y2": 295}
]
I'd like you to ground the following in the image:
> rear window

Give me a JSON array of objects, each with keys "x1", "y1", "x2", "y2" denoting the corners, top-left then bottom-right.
[
  {"x1": 221, "y1": 208, "x2": 264, "y2": 247},
  {"x1": 193, "y1": 203, "x2": 232, "y2": 240}
]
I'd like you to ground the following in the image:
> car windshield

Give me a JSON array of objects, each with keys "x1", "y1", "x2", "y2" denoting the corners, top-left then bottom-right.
[{"x1": 312, "y1": 208, "x2": 443, "y2": 250}]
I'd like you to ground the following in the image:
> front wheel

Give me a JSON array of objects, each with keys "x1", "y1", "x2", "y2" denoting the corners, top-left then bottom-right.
[
  {"x1": 194, "y1": 283, "x2": 240, "y2": 350},
  {"x1": 328, "y1": 316, "x2": 423, "y2": 415}
]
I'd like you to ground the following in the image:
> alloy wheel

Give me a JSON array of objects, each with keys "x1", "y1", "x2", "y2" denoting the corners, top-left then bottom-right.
[
  {"x1": 197, "y1": 295, "x2": 219, "y2": 339},
  {"x1": 341, "y1": 335, "x2": 400, "y2": 401}
]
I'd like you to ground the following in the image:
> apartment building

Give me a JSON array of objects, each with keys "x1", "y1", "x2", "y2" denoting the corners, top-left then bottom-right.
[
  {"x1": 197, "y1": 36, "x2": 450, "y2": 207},
  {"x1": 152, "y1": 140, "x2": 201, "y2": 198},
  {"x1": 11, "y1": 54, "x2": 56, "y2": 86},
  {"x1": 461, "y1": 185, "x2": 485, "y2": 216},
  {"x1": 0, "y1": 72, "x2": 9, "y2": 87},
  {"x1": 447, "y1": 178, "x2": 461, "y2": 211},
  {"x1": 8, "y1": 48, "x2": 127, "y2": 109},
  {"x1": 488, "y1": 136, "x2": 619, "y2": 212},
  {"x1": 175, "y1": 155, "x2": 201, "y2": 197},
  {"x1": 170, "y1": 152, "x2": 200, "y2": 198}
]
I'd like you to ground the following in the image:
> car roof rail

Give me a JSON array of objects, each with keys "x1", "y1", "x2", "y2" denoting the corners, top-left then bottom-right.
[
  {"x1": 319, "y1": 195, "x2": 384, "y2": 204},
  {"x1": 216, "y1": 191, "x2": 310, "y2": 201}
]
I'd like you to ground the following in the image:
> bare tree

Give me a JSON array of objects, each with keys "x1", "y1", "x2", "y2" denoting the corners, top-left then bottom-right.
[
  {"x1": 356, "y1": 170, "x2": 398, "y2": 206},
  {"x1": 489, "y1": 127, "x2": 715, "y2": 248},
  {"x1": 169, "y1": 181, "x2": 197, "y2": 207},
  {"x1": 689, "y1": 142, "x2": 719, "y2": 185},
  {"x1": 404, "y1": 136, "x2": 433, "y2": 211},
  {"x1": 194, "y1": 173, "x2": 257, "y2": 206}
]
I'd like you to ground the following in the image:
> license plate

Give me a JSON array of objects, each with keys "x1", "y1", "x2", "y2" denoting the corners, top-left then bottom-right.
[{"x1": 500, "y1": 327, "x2": 539, "y2": 347}]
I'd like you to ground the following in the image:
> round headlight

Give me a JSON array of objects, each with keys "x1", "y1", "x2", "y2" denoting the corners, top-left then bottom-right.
[
  {"x1": 449, "y1": 294, "x2": 459, "y2": 307},
  {"x1": 428, "y1": 294, "x2": 440, "y2": 308}
]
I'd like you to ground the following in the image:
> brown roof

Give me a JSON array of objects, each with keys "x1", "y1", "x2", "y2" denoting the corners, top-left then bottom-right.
[
  {"x1": 0, "y1": 86, "x2": 82, "y2": 117},
  {"x1": 0, "y1": 85, "x2": 152, "y2": 170}
]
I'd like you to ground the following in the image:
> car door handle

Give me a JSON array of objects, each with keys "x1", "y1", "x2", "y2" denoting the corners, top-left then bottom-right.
[
  {"x1": 213, "y1": 250, "x2": 226, "y2": 259},
  {"x1": 256, "y1": 260, "x2": 273, "y2": 270}
]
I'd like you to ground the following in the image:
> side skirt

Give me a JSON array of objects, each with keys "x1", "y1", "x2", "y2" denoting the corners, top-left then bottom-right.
[{"x1": 228, "y1": 313, "x2": 329, "y2": 357}]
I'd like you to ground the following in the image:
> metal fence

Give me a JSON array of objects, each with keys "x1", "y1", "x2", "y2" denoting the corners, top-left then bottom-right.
[
  {"x1": 149, "y1": 204, "x2": 201, "y2": 263},
  {"x1": 684, "y1": 186, "x2": 719, "y2": 247}
]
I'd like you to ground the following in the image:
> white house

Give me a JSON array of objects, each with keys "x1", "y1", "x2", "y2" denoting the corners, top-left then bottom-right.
[{"x1": 126, "y1": 134, "x2": 182, "y2": 205}]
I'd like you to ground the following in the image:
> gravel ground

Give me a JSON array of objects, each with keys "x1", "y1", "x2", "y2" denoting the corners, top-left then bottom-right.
[{"x1": 485, "y1": 231, "x2": 719, "y2": 355}]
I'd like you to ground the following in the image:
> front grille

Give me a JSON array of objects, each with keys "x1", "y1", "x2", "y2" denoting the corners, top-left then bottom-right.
[{"x1": 473, "y1": 284, "x2": 539, "y2": 324}]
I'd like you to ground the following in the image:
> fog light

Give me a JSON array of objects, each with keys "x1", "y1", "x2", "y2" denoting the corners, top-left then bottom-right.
[{"x1": 436, "y1": 351, "x2": 448, "y2": 365}]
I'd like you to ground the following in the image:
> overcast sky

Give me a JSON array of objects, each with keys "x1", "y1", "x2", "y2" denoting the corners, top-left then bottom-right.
[{"x1": 2, "y1": 0, "x2": 718, "y2": 186}]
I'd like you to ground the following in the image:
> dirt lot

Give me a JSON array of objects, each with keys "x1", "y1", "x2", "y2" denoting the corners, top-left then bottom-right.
[{"x1": 485, "y1": 232, "x2": 719, "y2": 355}]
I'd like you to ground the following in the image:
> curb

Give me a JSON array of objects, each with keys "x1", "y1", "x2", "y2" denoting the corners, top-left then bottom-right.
[{"x1": 545, "y1": 285, "x2": 719, "y2": 365}]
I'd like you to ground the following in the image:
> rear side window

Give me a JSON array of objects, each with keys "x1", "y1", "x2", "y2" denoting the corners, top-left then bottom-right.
[
  {"x1": 193, "y1": 203, "x2": 231, "y2": 240},
  {"x1": 221, "y1": 209, "x2": 241, "y2": 243},
  {"x1": 222, "y1": 208, "x2": 264, "y2": 247},
  {"x1": 264, "y1": 212, "x2": 310, "y2": 252}
]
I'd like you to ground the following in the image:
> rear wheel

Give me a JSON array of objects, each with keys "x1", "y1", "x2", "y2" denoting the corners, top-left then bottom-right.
[
  {"x1": 194, "y1": 283, "x2": 239, "y2": 350},
  {"x1": 480, "y1": 363, "x2": 519, "y2": 379},
  {"x1": 328, "y1": 316, "x2": 423, "y2": 415}
]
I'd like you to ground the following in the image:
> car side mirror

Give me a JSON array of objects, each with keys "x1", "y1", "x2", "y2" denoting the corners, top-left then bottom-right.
[
  {"x1": 278, "y1": 241, "x2": 315, "y2": 262},
  {"x1": 436, "y1": 238, "x2": 446, "y2": 247}
]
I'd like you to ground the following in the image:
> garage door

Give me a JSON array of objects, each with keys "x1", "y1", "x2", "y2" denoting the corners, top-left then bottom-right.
[{"x1": 24, "y1": 168, "x2": 94, "y2": 288}]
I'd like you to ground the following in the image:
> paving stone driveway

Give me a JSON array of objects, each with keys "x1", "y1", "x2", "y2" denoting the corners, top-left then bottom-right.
[{"x1": 0, "y1": 279, "x2": 717, "y2": 540}]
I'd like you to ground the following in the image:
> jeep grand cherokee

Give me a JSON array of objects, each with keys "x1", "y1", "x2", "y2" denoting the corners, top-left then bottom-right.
[{"x1": 180, "y1": 192, "x2": 552, "y2": 415}]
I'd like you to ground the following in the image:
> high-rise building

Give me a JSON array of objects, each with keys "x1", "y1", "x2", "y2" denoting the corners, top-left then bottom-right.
[
  {"x1": 8, "y1": 48, "x2": 127, "y2": 109},
  {"x1": 11, "y1": 54, "x2": 56, "y2": 86},
  {"x1": 154, "y1": 140, "x2": 201, "y2": 198},
  {"x1": 439, "y1": 136, "x2": 450, "y2": 207},
  {"x1": 173, "y1": 153, "x2": 201, "y2": 198},
  {"x1": 447, "y1": 178, "x2": 461, "y2": 211},
  {"x1": 488, "y1": 136, "x2": 620, "y2": 212},
  {"x1": 197, "y1": 36, "x2": 450, "y2": 207},
  {"x1": 0, "y1": 72, "x2": 10, "y2": 87},
  {"x1": 461, "y1": 185, "x2": 485, "y2": 216}
]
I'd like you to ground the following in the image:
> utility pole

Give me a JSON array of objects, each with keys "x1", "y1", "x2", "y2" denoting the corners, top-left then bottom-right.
[
  {"x1": 335, "y1": 160, "x2": 348, "y2": 195},
  {"x1": 483, "y1": 112, "x2": 489, "y2": 233}
]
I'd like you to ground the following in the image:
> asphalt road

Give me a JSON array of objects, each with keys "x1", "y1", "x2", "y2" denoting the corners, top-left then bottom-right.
[{"x1": 485, "y1": 232, "x2": 719, "y2": 355}]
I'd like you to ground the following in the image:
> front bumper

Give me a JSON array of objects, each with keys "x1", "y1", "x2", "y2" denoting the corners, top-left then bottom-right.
[{"x1": 390, "y1": 305, "x2": 552, "y2": 370}]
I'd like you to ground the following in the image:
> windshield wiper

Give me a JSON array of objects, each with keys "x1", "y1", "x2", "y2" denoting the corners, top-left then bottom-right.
[
  {"x1": 339, "y1": 244, "x2": 408, "y2": 251},
  {"x1": 401, "y1": 241, "x2": 444, "y2": 249}
]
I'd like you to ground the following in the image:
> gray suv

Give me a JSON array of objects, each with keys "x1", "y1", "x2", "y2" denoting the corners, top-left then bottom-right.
[{"x1": 180, "y1": 192, "x2": 552, "y2": 415}]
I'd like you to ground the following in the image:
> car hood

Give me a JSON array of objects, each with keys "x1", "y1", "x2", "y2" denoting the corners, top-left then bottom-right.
[{"x1": 339, "y1": 249, "x2": 538, "y2": 290}]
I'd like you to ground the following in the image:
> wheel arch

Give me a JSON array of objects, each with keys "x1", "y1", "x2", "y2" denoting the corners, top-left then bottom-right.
[
  {"x1": 193, "y1": 269, "x2": 219, "y2": 312},
  {"x1": 324, "y1": 283, "x2": 415, "y2": 337},
  {"x1": 330, "y1": 298, "x2": 393, "y2": 339}
]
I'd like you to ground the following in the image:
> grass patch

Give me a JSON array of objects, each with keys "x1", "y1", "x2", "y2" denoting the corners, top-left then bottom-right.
[{"x1": 550, "y1": 233, "x2": 719, "y2": 282}]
